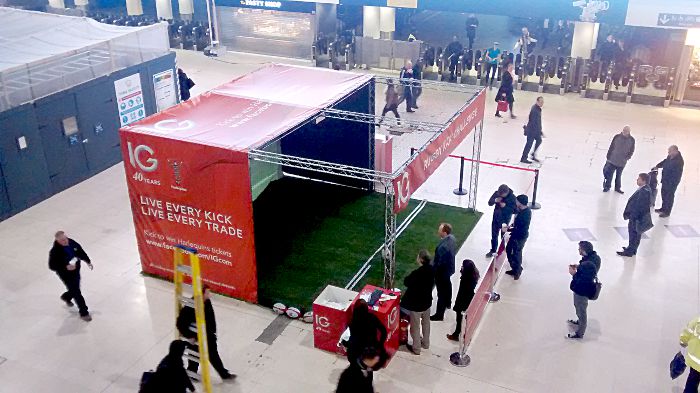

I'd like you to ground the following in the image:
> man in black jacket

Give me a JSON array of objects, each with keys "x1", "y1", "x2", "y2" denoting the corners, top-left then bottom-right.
[
  {"x1": 48, "y1": 231, "x2": 93, "y2": 321},
  {"x1": 506, "y1": 195, "x2": 531, "y2": 280},
  {"x1": 618, "y1": 173, "x2": 653, "y2": 257},
  {"x1": 520, "y1": 97, "x2": 544, "y2": 164},
  {"x1": 399, "y1": 60, "x2": 415, "y2": 112},
  {"x1": 486, "y1": 184, "x2": 517, "y2": 258},
  {"x1": 446, "y1": 35, "x2": 464, "y2": 81},
  {"x1": 567, "y1": 241, "x2": 600, "y2": 340},
  {"x1": 430, "y1": 223, "x2": 456, "y2": 321},
  {"x1": 654, "y1": 145, "x2": 684, "y2": 218},
  {"x1": 177, "y1": 286, "x2": 235, "y2": 381},
  {"x1": 400, "y1": 250, "x2": 435, "y2": 355}
]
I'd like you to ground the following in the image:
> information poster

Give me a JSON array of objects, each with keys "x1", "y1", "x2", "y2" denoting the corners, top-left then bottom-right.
[
  {"x1": 115, "y1": 74, "x2": 146, "y2": 126},
  {"x1": 153, "y1": 69, "x2": 178, "y2": 112}
]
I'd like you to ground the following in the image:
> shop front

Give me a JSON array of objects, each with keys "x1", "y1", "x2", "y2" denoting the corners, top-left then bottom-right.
[{"x1": 215, "y1": 0, "x2": 338, "y2": 59}]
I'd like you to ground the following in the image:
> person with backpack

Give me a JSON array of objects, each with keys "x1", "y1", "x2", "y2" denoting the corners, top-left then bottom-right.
[
  {"x1": 141, "y1": 340, "x2": 195, "y2": 393},
  {"x1": 567, "y1": 241, "x2": 601, "y2": 340},
  {"x1": 447, "y1": 259, "x2": 480, "y2": 341},
  {"x1": 680, "y1": 316, "x2": 700, "y2": 392},
  {"x1": 178, "y1": 68, "x2": 196, "y2": 101}
]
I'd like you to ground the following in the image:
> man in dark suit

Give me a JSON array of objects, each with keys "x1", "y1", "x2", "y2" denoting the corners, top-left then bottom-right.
[
  {"x1": 48, "y1": 231, "x2": 93, "y2": 321},
  {"x1": 430, "y1": 223, "x2": 456, "y2": 321},
  {"x1": 486, "y1": 184, "x2": 517, "y2": 258},
  {"x1": 399, "y1": 60, "x2": 415, "y2": 112},
  {"x1": 506, "y1": 195, "x2": 532, "y2": 280},
  {"x1": 654, "y1": 145, "x2": 684, "y2": 218},
  {"x1": 520, "y1": 97, "x2": 544, "y2": 164},
  {"x1": 618, "y1": 173, "x2": 653, "y2": 257},
  {"x1": 177, "y1": 285, "x2": 236, "y2": 381}
]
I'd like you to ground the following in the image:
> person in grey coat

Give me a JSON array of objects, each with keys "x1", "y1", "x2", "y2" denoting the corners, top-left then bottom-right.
[
  {"x1": 430, "y1": 223, "x2": 457, "y2": 321},
  {"x1": 603, "y1": 125, "x2": 635, "y2": 194}
]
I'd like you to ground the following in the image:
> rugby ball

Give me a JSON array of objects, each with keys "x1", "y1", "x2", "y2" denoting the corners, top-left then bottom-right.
[
  {"x1": 285, "y1": 306, "x2": 301, "y2": 319},
  {"x1": 302, "y1": 311, "x2": 313, "y2": 324},
  {"x1": 272, "y1": 303, "x2": 287, "y2": 315}
]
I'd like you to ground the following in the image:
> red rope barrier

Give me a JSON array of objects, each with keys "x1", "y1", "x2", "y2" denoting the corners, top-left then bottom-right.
[{"x1": 447, "y1": 154, "x2": 538, "y2": 173}]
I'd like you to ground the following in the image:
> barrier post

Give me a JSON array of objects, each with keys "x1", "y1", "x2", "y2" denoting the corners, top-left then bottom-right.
[
  {"x1": 453, "y1": 156, "x2": 468, "y2": 196},
  {"x1": 449, "y1": 311, "x2": 471, "y2": 367},
  {"x1": 530, "y1": 169, "x2": 541, "y2": 210}
]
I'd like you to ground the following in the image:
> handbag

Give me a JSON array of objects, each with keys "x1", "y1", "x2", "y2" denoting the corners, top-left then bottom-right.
[
  {"x1": 670, "y1": 351, "x2": 687, "y2": 379},
  {"x1": 589, "y1": 277, "x2": 602, "y2": 300},
  {"x1": 497, "y1": 100, "x2": 509, "y2": 112},
  {"x1": 138, "y1": 370, "x2": 157, "y2": 393}
]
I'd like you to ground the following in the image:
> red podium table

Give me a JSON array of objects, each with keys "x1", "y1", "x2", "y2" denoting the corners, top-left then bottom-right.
[
  {"x1": 354, "y1": 285, "x2": 401, "y2": 361},
  {"x1": 312, "y1": 285, "x2": 358, "y2": 355}
]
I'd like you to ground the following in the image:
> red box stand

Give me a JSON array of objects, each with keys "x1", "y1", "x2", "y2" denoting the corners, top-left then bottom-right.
[
  {"x1": 354, "y1": 285, "x2": 401, "y2": 362},
  {"x1": 313, "y1": 285, "x2": 358, "y2": 355}
]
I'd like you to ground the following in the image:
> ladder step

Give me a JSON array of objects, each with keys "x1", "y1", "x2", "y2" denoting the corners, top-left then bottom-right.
[
  {"x1": 180, "y1": 297, "x2": 195, "y2": 307},
  {"x1": 176, "y1": 265, "x2": 192, "y2": 275},
  {"x1": 186, "y1": 370, "x2": 201, "y2": 381},
  {"x1": 184, "y1": 354, "x2": 200, "y2": 362}
]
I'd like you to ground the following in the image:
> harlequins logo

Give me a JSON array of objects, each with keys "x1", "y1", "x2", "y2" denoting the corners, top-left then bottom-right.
[{"x1": 169, "y1": 160, "x2": 187, "y2": 192}]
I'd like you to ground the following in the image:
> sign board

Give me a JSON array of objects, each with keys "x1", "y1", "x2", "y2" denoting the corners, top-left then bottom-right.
[
  {"x1": 217, "y1": 0, "x2": 316, "y2": 12},
  {"x1": 657, "y1": 13, "x2": 700, "y2": 28},
  {"x1": 387, "y1": 0, "x2": 417, "y2": 8},
  {"x1": 153, "y1": 69, "x2": 178, "y2": 112},
  {"x1": 115, "y1": 74, "x2": 145, "y2": 127},
  {"x1": 392, "y1": 90, "x2": 486, "y2": 214}
]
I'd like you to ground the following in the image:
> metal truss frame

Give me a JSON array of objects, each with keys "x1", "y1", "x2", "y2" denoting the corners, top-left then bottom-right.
[
  {"x1": 467, "y1": 121, "x2": 484, "y2": 211},
  {"x1": 247, "y1": 76, "x2": 485, "y2": 290}
]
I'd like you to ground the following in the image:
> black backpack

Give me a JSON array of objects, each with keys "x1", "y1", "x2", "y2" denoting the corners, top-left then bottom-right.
[{"x1": 138, "y1": 370, "x2": 157, "y2": 393}]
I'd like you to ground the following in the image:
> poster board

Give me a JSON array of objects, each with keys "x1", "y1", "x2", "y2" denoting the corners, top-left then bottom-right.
[
  {"x1": 115, "y1": 73, "x2": 146, "y2": 126},
  {"x1": 153, "y1": 69, "x2": 178, "y2": 112}
]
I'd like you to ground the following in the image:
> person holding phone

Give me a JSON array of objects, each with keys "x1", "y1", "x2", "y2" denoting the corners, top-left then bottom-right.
[
  {"x1": 48, "y1": 231, "x2": 94, "y2": 322},
  {"x1": 567, "y1": 241, "x2": 600, "y2": 340}
]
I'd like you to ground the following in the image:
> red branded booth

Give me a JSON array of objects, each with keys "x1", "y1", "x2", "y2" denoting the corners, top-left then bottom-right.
[{"x1": 119, "y1": 64, "x2": 374, "y2": 302}]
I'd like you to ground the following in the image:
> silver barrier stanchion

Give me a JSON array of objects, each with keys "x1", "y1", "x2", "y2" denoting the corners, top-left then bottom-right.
[
  {"x1": 664, "y1": 67, "x2": 675, "y2": 107},
  {"x1": 345, "y1": 44, "x2": 352, "y2": 71},
  {"x1": 449, "y1": 311, "x2": 471, "y2": 367},
  {"x1": 457, "y1": 55, "x2": 464, "y2": 84},
  {"x1": 626, "y1": 65, "x2": 636, "y2": 104}
]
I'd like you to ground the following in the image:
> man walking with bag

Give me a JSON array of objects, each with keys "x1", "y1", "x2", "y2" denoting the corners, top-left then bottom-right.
[
  {"x1": 520, "y1": 97, "x2": 544, "y2": 164},
  {"x1": 654, "y1": 145, "x2": 684, "y2": 218},
  {"x1": 618, "y1": 173, "x2": 653, "y2": 257},
  {"x1": 430, "y1": 223, "x2": 456, "y2": 321},
  {"x1": 566, "y1": 241, "x2": 601, "y2": 340},
  {"x1": 603, "y1": 125, "x2": 635, "y2": 193},
  {"x1": 48, "y1": 231, "x2": 94, "y2": 322}
]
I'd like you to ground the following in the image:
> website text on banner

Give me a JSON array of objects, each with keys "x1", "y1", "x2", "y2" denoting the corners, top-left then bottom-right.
[
  {"x1": 119, "y1": 132, "x2": 259, "y2": 302},
  {"x1": 393, "y1": 90, "x2": 486, "y2": 214}
]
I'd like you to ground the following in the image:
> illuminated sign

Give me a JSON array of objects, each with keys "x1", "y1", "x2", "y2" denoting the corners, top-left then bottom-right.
[{"x1": 240, "y1": 0, "x2": 282, "y2": 8}]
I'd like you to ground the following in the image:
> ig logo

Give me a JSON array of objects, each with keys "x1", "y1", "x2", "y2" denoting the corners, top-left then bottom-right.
[
  {"x1": 395, "y1": 171, "x2": 411, "y2": 209},
  {"x1": 127, "y1": 142, "x2": 158, "y2": 172},
  {"x1": 315, "y1": 315, "x2": 330, "y2": 328}
]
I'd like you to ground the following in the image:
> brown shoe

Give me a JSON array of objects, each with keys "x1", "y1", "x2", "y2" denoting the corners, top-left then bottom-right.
[{"x1": 446, "y1": 334, "x2": 459, "y2": 342}]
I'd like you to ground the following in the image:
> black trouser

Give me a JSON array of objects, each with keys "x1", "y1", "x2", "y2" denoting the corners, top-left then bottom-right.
[
  {"x1": 660, "y1": 183, "x2": 678, "y2": 214},
  {"x1": 521, "y1": 135, "x2": 542, "y2": 160},
  {"x1": 412, "y1": 85, "x2": 421, "y2": 107},
  {"x1": 506, "y1": 237, "x2": 526, "y2": 275},
  {"x1": 452, "y1": 310, "x2": 464, "y2": 336},
  {"x1": 403, "y1": 86, "x2": 413, "y2": 111},
  {"x1": 59, "y1": 273, "x2": 88, "y2": 316},
  {"x1": 467, "y1": 33, "x2": 475, "y2": 50},
  {"x1": 433, "y1": 276, "x2": 452, "y2": 319},
  {"x1": 626, "y1": 219, "x2": 641, "y2": 254},
  {"x1": 490, "y1": 219, "x2": 505, "y2": 253},
  {"x1": 603, "y1": 162, "x2": 624, "y2": 191},
  {"x1": 685, "y1": 367, "x2": 700, "y2": 393},
  {"x1": 380, "y1": 104, "x2": 400, "y2": 124},
  {"x1": 485, "y1": 63, "x2": 498, "y2": 86},
  {"x1": 187, "y1": 334, "x2": 229, "y2": 377}
]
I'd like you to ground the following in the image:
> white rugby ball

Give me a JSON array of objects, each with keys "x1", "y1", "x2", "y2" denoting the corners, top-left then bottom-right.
[
  {"x1": 302, "y1": 311, "x2": 313, "y2": 324},
  {"x1": 273, "y1": 303, "x2": 287, "y2": 315},
  {"x1": 285, "y1": 307, "x2": 301, "y2": 319}
]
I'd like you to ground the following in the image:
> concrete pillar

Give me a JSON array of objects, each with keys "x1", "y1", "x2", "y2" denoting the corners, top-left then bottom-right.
[
  {"x1": 363, "y1": 6, "x2": 380, "y2": 39},
  {"x1": 179, "y1": 0, "x2": 194, "y2": 17},
  {"x1": 156, "y1": 0, "x2": 173, "y2": 20},
  {"x1": 571, "y1": 21, "x2": 598, "y2": 59},
  {"x1": 126, "y1": 0, "x2": 144, "y2": 15},
  {"x1": 48, "y1": 0, "x2": 66, "y2": 8},
  {"x1": 379, "y1": 6, "x2": 395, "y2": 39}
]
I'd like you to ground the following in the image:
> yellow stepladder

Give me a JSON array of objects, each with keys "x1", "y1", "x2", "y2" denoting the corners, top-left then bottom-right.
[{"x1": 173, "y1": 245, "x2": 212, "y2": 393}]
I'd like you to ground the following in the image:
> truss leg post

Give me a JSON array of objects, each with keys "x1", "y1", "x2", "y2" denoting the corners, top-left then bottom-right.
[{"x1": 383, "y1": 183, "x2": 397, "y2": 290}]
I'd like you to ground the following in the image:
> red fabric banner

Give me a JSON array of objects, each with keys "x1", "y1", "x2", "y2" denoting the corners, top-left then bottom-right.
[
  {"x1": 392, "y1": 90, "x2": 486, "y2": 213},
  {"x1": 119, "y1": 131, "x2": 258, "y2": 302}
]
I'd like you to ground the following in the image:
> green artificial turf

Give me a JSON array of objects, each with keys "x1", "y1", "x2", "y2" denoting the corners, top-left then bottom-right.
[{"x1": 253, "y1": 177, "x2": 481, "y2": 310}]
